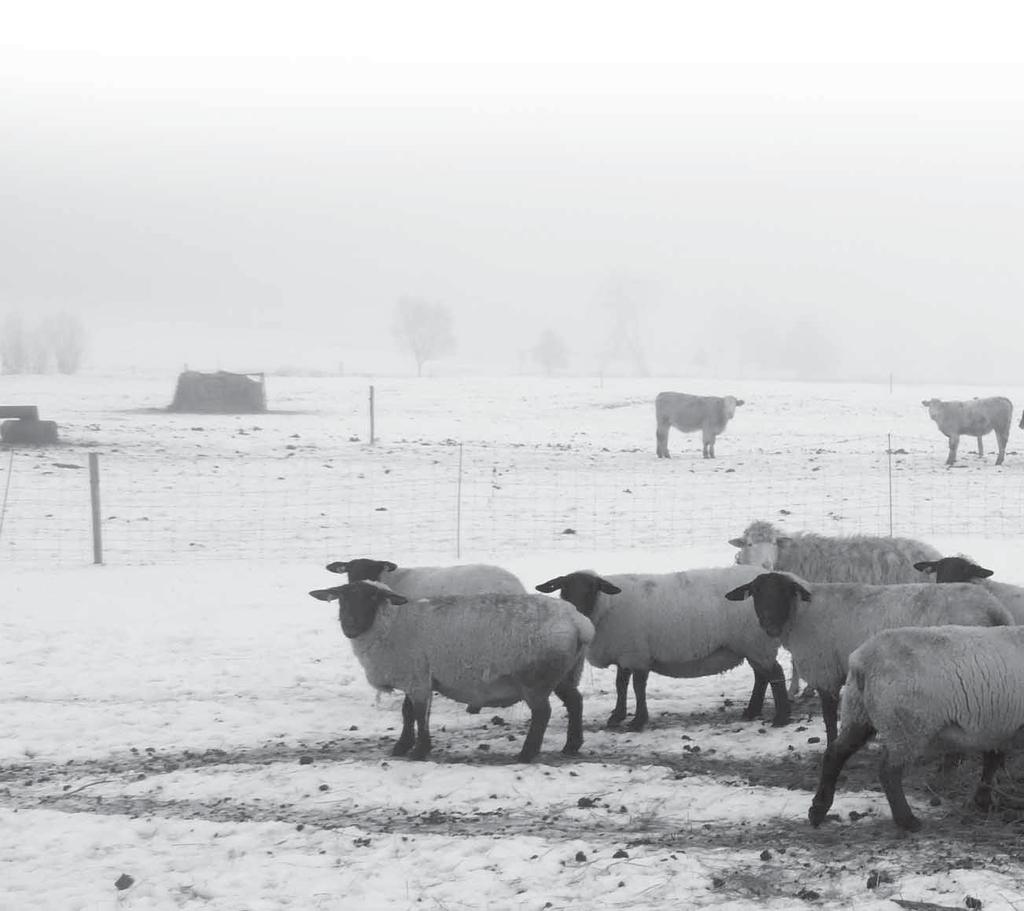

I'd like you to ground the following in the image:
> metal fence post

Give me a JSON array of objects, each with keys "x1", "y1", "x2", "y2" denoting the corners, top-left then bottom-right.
[{"x1": 89, "y1": 453, "x2": 103, "y2": 564}]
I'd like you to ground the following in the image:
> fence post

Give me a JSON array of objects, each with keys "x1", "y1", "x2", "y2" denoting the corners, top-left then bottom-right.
[
  {"x1": 887, "y1": 433, "x2": 894, "y2": 537},
  {"x1": 369, "y1": 385, "x2": 375, "y2": 445},
  {"x1": 456, "y1": 443, "x2": 463, "y2": 559},
  {"x1": 89, "y1": 453, "x2": 103, "y2": 564}
]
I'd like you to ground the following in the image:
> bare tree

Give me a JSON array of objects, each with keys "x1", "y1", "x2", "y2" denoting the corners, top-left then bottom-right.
[
  {"x1": 25, "y1": 324, "x2": 50, "y2": 374},
  {"x1": 392, "y1": 297, "x2": 456, "y2": 376},
  {"x1": 44, "y1": 312, "x2": 86, "y2": 374},
  {"x1": 596, "y1": 274, "x2": 650, "y2": 377},
  {"x1": 532, "y1": 328, "x2": 568, "y2": 376},
  {"x1": 0, "y1": 312, "x2": 27, "y2": 374}
]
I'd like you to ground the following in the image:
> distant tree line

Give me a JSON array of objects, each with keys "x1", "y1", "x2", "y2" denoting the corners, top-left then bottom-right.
[{"x1": 1, "y1": 311, "x2": 86, "y2": 375}]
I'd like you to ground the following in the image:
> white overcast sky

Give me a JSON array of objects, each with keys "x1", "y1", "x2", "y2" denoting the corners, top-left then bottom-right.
[{"x1": 3, "y1": 2, "x2": 1024, "y2": 380}]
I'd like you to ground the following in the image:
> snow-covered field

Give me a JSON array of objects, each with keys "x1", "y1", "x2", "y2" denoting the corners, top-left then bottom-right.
[{"x1": 3, "y1": 372, "x2": 1024, "y2": 910}]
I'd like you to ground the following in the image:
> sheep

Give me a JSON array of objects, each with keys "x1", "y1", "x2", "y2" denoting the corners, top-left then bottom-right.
[
  {"x1": 728, "y1": 521, "x2": 943, "y2": 697},
  {"x1": 809, "y1": 625, "x2": 1024, "y2": 830},
  {"x1": 308, "y1": 580, "x2": 594, "y2": 762},
  {"x1": 325, "y1": 558, "x2": 526, "y2": 597},
  {"x1": 724, "y1": 571, "x2": 1012, "y2": 744},
  {"x1": 915, "y1": 556, "x2": 1024, "y2": 624},
  {"x1": 534, "y1": 566, "x2": 790, "y2": 731},
  {"x1": 326, "y1": 558, "x2": 527, "y2": 715}
]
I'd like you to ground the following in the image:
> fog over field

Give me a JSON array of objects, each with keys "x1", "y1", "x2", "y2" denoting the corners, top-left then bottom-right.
[{"x1": 3, "y1": 6, "x2": 1024, "y2": 382}]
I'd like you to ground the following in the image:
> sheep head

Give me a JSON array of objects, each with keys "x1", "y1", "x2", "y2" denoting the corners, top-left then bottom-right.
[
  {"x1": 309, "y1": 580, "x2": 408, "y2": 638},
  {"x1": 729, "y1": 521, "x2": 791, "y2": 570},
  {"x1": 325, "y1": 558, "x2": 399, "y2": 581},
  {"x1": 914, "y1": 556, "x2": 994, "y2": 583},
  {"x1": 535, "y1": 571, "x2": 621, "y2": 617},
  {"x1": 724, "y1": 571, "x2": 810, "y2": 638}
]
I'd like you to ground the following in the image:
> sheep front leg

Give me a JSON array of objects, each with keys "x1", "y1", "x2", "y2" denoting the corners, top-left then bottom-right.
[
  {"x1": 879, "y1": 748, "x2": 921, "y2": 831},
  {"x1": 820, "y1": 689, "x2": 840, "y2": 744},
  {"x1": 766, "y1": 661, "x2": 791, "y2": 726},
  {"x1": 517, "y1": 693, "x2": 552, "y2": 762},
  {"x1": 809, "y1": 719, "x2": 874, "y2": 826},
  {"x1": 607, "y1": 666, "x2": 631, "y2": 727},
  {"x1": 974, "y1": 750, "x2": 1006, "y2": 812},
  {"x1": 554, "y1": 677, "x2": 584, "y2": 754},
  {"x1": 742, "y1": 665, "x2": 769, "y2": 720},
  {"x1": 626, "y1": 670, "x2": 650, "y2": 731},
  {"x1": 407, "y1": 693, "x2": 433, "y2": 761},
  {"x1": 391, "y1": 696, "x2": 417, "y2": 756}
]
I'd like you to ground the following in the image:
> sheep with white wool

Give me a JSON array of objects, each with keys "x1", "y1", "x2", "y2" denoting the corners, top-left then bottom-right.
[
  {"x1": 535, "y1": 566, "x2": 790, "y2": 731},
  {"x1": 810, "y1": 625, "x2": 1024, "y2": 830},
  {"x1": 724, "y1": 571, "x2": 1012, "y2": 744},
  {"x1": 915, "y1": 556, "x2": 1024, "y2": 623},
  {"x1": 729, "y1": 521, "x2": 943, "y2": 696},
  {"x1": 308, "y1": 580, "x2": 593, "y2": 762}
]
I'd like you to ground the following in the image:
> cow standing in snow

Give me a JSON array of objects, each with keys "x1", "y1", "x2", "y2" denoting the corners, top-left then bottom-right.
[
  {"x1": 655, "y1": 392, "x2": 744, "y2": 459},
  {"x1": 921, "y1": 396, "x2": 1013, "y2": 466}
]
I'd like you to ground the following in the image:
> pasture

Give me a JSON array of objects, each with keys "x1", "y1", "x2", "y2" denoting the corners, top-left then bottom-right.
[{"x1": 3, "y1": 372, "x2": 1024, "y2": 909}]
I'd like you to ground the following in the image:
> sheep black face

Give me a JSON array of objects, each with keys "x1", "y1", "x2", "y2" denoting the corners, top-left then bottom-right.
[
  {"x1": 325, "y1": 558, "x2": 399, "y2": 581},
  {"x1": 724, "y1": 572, "x2": 811, "y2": 638},
  {"x1": 535, "y1": 572, "x2": 621, "y2": 617},
  {"x1": 914, "y1": 557, "x2": 994, "y2": 584},
  {"x1": 309, "y1": 581, "x2": 408, "y2": 638}
]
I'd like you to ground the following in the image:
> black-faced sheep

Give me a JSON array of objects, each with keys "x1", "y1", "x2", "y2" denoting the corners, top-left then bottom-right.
[
  {"x1": 655, "y1": 392, "x2": 744, "y2": 459},
  {"x1": 535, "y1": 566, "x2": 790, "y2": 731},
  {"x1": 728, "y1": 521, "x2": 943, "y2": 696},
  {"x1": 810, "y1": 625, "x2": 1024, "y2": 830},
  {"x1": 309, "y1": 580, "x2": 594, "y2": 762},
  {"x1": 724, "y1": 571, "x2": 1012, "y2": 744},
  {"x1": 921, "y1": 396, "x2": 1013, "y2": 466},
  {"x1": 914, "y1": 556, "x2": 1024, "y2": 623}
]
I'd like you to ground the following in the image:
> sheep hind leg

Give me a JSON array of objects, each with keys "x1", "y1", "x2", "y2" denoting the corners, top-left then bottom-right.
[
  {"x1": 973, "y1": 750, "x2": 1006, "y2": 812},
  {"x1": 809, "y1": 719, "x2": 874, "y2": 826},
  {"x1": 554, "y1": 677, "x2": 584, "y2": 754},
  {"x1": 517, "y1": 693, "x2": 552, "y2": 763},
  {"x1": 820, "y1": 689, "x2": 840, "y2": 745},
  {"x1": 606, "y1": 666, "x2": 631, "y2": 727},
  {"x1": 626, "y1": 670, "x2": 650, "y2": 731},
  {"x1": 879, "y1": 748, "x2": 922, "y2": 830}
]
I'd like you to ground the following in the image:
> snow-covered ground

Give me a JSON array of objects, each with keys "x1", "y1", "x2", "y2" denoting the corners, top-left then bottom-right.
[{"x1": 3, "y1": 373, "x2": 1024, "y2": 909}]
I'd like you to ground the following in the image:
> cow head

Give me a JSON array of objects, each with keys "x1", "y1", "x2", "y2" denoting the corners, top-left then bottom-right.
[{"x1": 921, "y1": 399, "x2": 943, "y2": 422}]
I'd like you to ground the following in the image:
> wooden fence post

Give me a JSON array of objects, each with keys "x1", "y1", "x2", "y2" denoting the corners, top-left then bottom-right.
[{"x1": 369, "y1": 385, "x2": 376, "y2": 445}]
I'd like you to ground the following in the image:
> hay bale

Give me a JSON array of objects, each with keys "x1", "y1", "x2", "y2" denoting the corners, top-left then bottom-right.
[
  {"x1": 1, "y1": 419, "x2": 60, "y2": 445},
  {"x1": 168, "y1": 371, "x2": 267, "y2": 414}
]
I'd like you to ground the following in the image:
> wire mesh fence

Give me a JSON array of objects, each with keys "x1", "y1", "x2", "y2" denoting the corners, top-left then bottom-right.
[{"x1": 1, "y1": 437, "x2": 1023, "y2": 567}]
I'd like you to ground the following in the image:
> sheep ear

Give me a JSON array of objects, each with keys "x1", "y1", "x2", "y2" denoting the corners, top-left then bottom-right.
[
  {"x1": 724, "y1": 584, "x2": 750, "y2": 601},
  {"x1": 972, "y1": 565, "x2": 995, "y2": 579},
  {"x1": 535, "y1": 577, "x2": 565, "y2": 593},
  {"x1": 914, "y1": 561, "x2": 936, "y2": 574},
  {"x1": 384, "y1": 590, "x2": 408, "y2": 604},
  {"x1": 325, "y1": 562, "x2": 348, "y2": 574},
  {"x1": 794, "y1": 582, "x2": 812, "y2": 601},
  {"x1": 597, "y1": 579, "x2": 622, "y2": 595},
  {"x1": 309, "y1": 588, "x2": 340, "y2": 602},
  {"x1": 728, "y1": 538, "x2": 745, "y2": 548}
]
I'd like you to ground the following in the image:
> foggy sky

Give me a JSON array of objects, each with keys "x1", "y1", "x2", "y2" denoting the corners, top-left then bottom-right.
[{"x1": 3, "y1": 7, "x2": 1024, "y2": 382}]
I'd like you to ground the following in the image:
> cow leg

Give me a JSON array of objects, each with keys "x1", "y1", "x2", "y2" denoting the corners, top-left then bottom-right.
[
  {"x1": 702, "y1": 429, "x2": 714, "y2": 459},
  {"x1": 996, "y1": 429, "x2": 1008, "y2": 466},
  {"x1": 976, "y1": 435, "x2": 984, "y2": 457},
  {"x1": 626, "y1": 670, "x2": 650, "y2": 730},
  {"x1": 607, "y1": 666, "x2": 631, "y2": 727},
  {"x1": 946, "y1": 434, "x2": 958, "y2": 466},
  {"x1": 656, "y1": 422, "x2": 670, "y2": 458}
]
